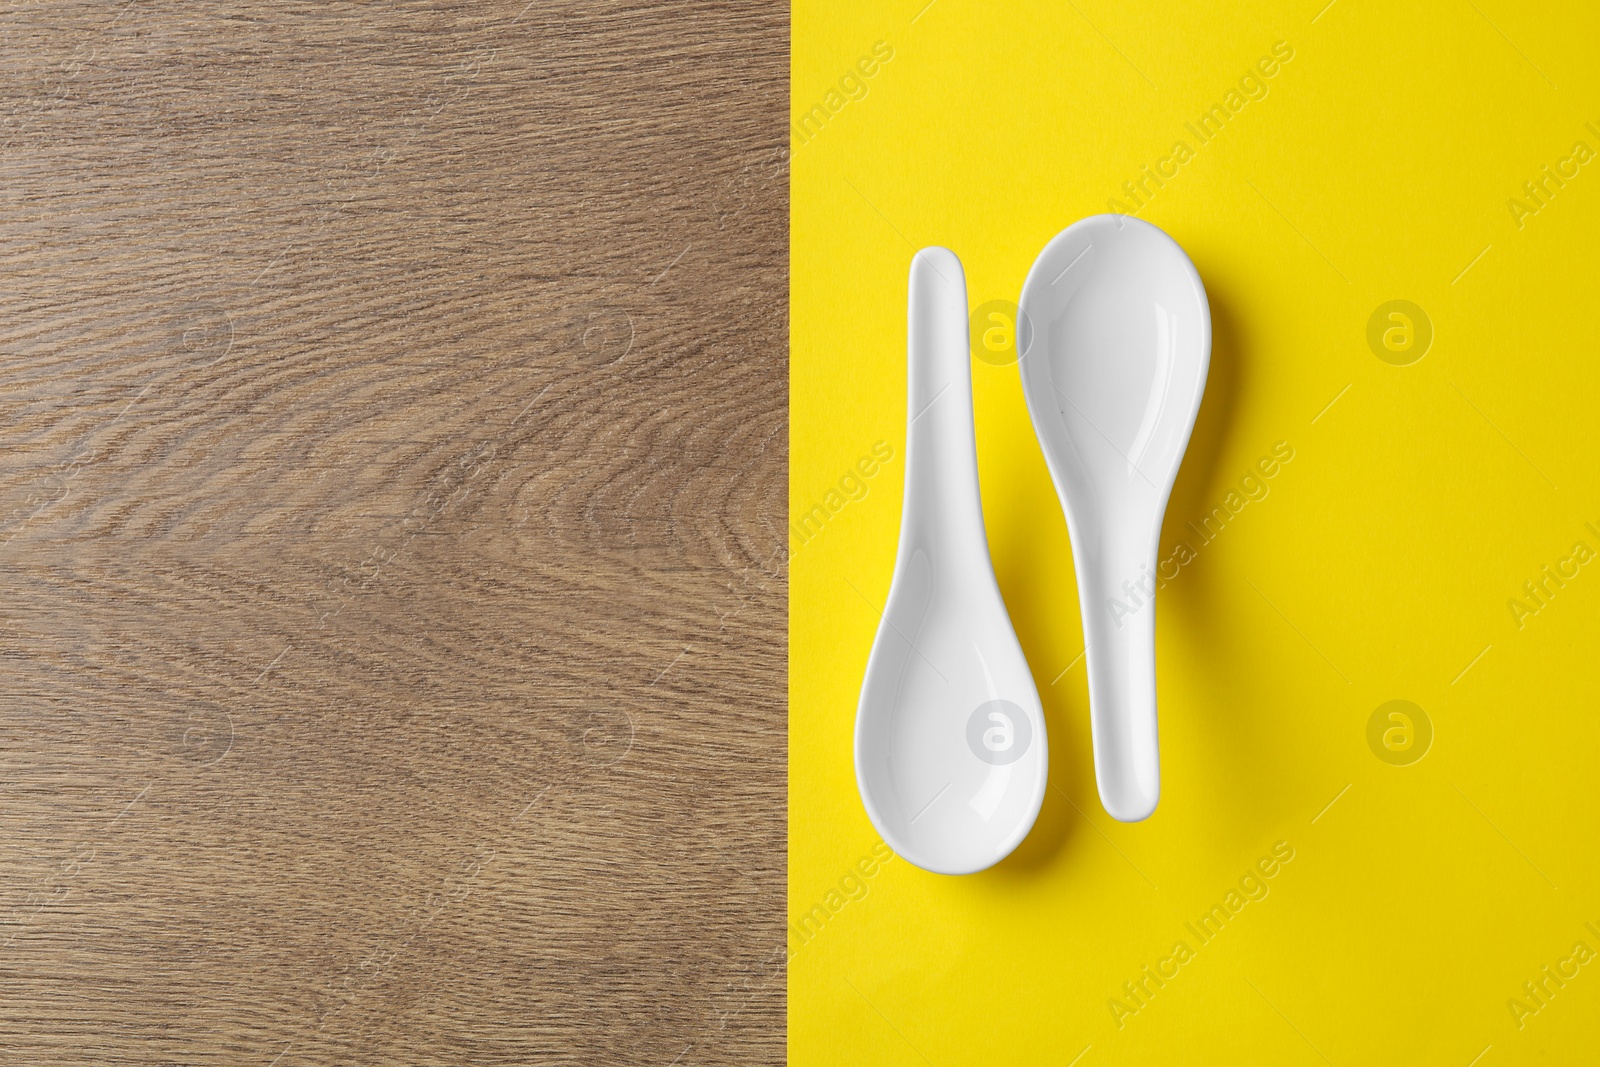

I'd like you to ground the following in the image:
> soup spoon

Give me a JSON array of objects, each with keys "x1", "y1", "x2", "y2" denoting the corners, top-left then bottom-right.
[
  {"x1": 855, "y1": 247, "x2": 1048, "y2": 875},
  {"x1": 1017, "y1": 216, "x2": 1209, "y2": 823}
]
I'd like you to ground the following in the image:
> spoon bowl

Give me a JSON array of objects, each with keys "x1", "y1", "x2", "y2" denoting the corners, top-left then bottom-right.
[
  {"x1": 1017, "y1": 216, "x2": 1210, "y2": 822},
  {"x1": 855, "y1": 247, "x2": 1048, "y2": 875}
]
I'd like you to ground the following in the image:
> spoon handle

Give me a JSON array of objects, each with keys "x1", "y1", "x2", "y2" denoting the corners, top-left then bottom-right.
[
  {"x1": 900, "y1": 248, "x2": 986, "y2": 556},
  {"x1": 1077, "y1": 532, "x2": 1162, "y2": 821}
]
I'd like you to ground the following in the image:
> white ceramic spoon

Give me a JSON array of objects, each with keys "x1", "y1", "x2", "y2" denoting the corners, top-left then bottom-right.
[
  {"x1": 855, "y1": 247, "x2": 1048, "y2": 875},
  {"x1": 1017, "y1": 216, "x2": 1210, "y2": 823}
]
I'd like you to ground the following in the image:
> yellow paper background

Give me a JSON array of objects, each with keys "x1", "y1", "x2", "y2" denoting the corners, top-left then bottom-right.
[{"x1": 791, "y1": 1, "x2": 1600, "y2": 1063}]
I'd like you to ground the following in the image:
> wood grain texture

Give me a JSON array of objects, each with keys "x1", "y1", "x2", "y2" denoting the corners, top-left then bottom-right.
[{"x1": 0, "y1": 2, "x2": 787, "y2": 1063}]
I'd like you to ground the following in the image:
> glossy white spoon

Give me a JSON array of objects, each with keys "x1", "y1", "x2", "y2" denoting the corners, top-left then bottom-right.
[
  {"x1": 855, "y1": 247, "x2": 1048, "y2": 875},
  {"x1": 1017, "y1": 216, "x2": 1209, "y2": 822}
]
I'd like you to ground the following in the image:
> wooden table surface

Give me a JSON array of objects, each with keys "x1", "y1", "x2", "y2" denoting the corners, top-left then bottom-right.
[{"x1": 0, "y1": 3, "x2": 786, "y2": 1062}]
